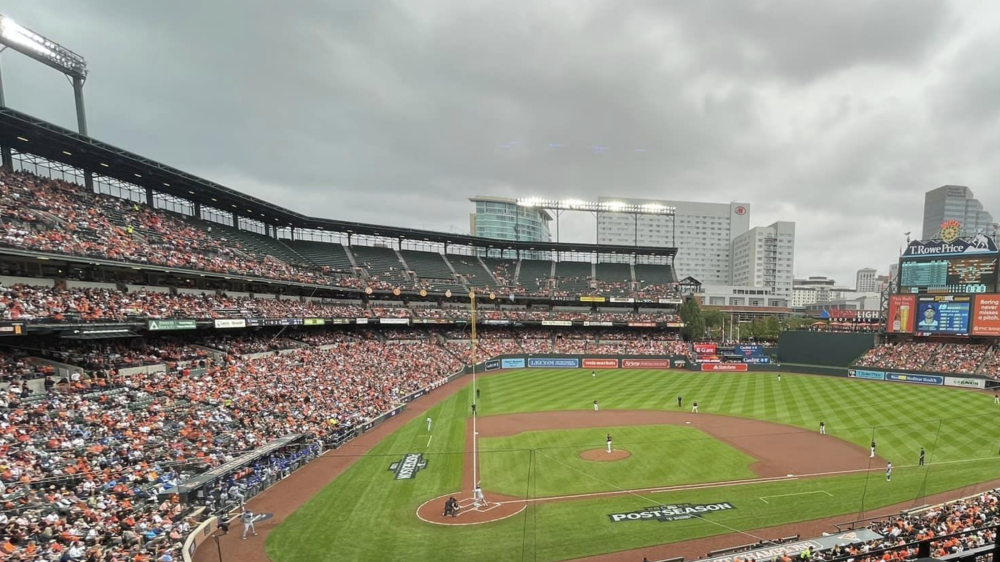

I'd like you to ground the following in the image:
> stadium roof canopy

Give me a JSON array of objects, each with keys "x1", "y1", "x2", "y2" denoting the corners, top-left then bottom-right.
[{"x1": 0, "y1": 108, "x2": 676, "y2": 258}]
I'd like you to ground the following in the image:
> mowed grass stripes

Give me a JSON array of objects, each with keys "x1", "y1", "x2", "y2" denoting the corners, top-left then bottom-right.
[
  {"x1": 268, "y1": 370, "x2": 1000, "y2": 562},
  {"x1": 477, "y1": 370, "x2": 1000, "y2": 464}
]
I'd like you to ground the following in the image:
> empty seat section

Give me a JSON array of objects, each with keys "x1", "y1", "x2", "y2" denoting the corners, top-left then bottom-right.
[
  {"x1": 448, "y1": 257, "x2": 497, "y2": 288},
  {"x1": 291, "y1": 241, "x2": 356, "y2": 272},
  {"x1": 634, "y1": 264, "x2": 676, "y2": 287},
  {"x1": 554, "y1": 261, "x2": 592, "y2": 293},
  {"x1": 518, "y1": 259, "x2": 553, "y2": 293},
  {"x1": 594, "y1": 262, "x2": 632, "y2": 294},
  {"x1": 483, "y1": 258, "x2": 519, "y2": 289},
  {"x1": 351, "y1": 246, "x2": 410, "y2": 283}
]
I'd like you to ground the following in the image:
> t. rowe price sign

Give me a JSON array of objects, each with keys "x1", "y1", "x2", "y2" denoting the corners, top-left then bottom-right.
[
  {"x1": 701, "y1": 363, "x2": 748, "y2": 372},
  {"x1": 622, "y1": 359, "x2": 671, "y2": 369},
  {"x1": 582, "y1": 358, "x2": 619, "y2": 369},
  {"x1": 972, "y1": 294, "x2": 1000, "y2": 337}
]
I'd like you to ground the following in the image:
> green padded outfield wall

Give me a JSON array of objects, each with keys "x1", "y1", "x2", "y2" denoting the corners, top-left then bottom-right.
[{"x1": 777, "y1": 331, "x2": 876, "y2": 367}]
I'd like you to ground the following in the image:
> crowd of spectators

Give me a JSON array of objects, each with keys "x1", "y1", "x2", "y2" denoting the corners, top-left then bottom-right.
[
  {"x1": 855, "y1": 342, "x2": 939, "y2": 371},
  {"x1": 855, "y1": 341, "x2": 1000, "y2": 378},
  {"x1": 0, "y1": 336, "x2": 463, "y2": 562}
]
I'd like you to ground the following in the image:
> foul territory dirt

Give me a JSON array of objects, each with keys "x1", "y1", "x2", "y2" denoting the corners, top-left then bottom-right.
[{"x1": 193, "y1": 371, "x2": 991, "y2": 562}]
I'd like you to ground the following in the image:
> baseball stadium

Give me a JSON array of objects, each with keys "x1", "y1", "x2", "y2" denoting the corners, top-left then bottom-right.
[{"x1": 2, "y1": 11, "x2": 1000, "y2": 562}]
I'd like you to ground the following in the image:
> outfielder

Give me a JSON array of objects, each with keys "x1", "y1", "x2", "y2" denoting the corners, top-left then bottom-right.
[
  {"x1": 819, "y1": 421, "x2": 825, "y2": 435},
  {"x1": 592, "y1": 371, "x2": 596, "y2": 379},
  {"x1": 426, "y1": 417, "x2": 432, "y2": 432},
  {"x1": 241, "y1": 509, "x2": 258, "y2": 540},
  {"x1": 870, "y1": 440, "x2": 876, "y2": 458},
  {"x1": 606, "y1": 433, "x2": 613, "y2": 454},
  {"x1": 473, "y1": 485, "x2": 486, "y2": 508},
  {"x1": 919, "y1": 448, "x2": 925, "y2": 467},
  {"x1": 594, "y1": 400, "x2": 599, "y2": 412},
  {"x1": 691, "y1": 401, "x2": 698, "y2": 414},
  {"x1": 886, "y1": 462, "x2": 892, "y2": 482}
]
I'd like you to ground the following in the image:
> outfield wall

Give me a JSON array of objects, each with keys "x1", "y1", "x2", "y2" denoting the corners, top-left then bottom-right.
[{"x1": 777, "y1": 331, "x2": 875, "y2": 367}]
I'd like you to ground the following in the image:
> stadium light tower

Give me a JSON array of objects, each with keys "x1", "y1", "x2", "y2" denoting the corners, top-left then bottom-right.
[{"x1": 0, "y1": 13, "x2": 89, "y2": 176}]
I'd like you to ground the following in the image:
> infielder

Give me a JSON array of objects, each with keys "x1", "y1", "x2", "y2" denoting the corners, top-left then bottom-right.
[
  {"x1": 241, "y1": 509, "x2": 258, "y2": 540},
  {"x1": 870, "y1": 440, "x2": 876, "y2": 458},
  {"x1": 594, "y1": 400, "x2": 599, "y2": 412},
  {"x1": 473, "y1": 485, "x2": 486, "y2": 508},
  {"x1": 919, "y1": 448, "x2": 925, "y2": 467},
  {"x1": 691, "y1": 401, "x2": 698, "y2": 414},
  {"x1": 886, "y1": 462, "x2": 892, "y2": 482},
  {"x1": 426, "y1": 417, "x2": 432, "y2": 431},
  {"x1": 592, "y1": 371, "x2": 596, "y2": 379},
  {"x1": 606, "y1": 433, "x2": 613, "y2": 454},
  {"x1": 819, "y1": 421, "x2": 826, "y2": 435},
  {"x1": 677, "y1": 396, "x2": 682, "y2": 408}
]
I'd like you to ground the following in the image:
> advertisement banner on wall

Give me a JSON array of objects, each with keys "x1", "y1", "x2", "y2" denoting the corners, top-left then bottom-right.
[
  {"x1": 848, "y1": 369, "x2": 886, "y2": 380},
  {"x1": 627, "y1": 322, "x2": 657, "y2": 328},
  {"x1": 501, "y1": 358, "x2": 526, "y2": 369},
  {"x1": 583, "y1": 321, "x2": 614, "y2": 327},
  {"x1": 621, "y1": 359, "x2": 671, "y2": 368},
  {"x1": 609, "y1": 298, "x2": 635, "y2": 303},
  {"x1": 356, "y1": 318, "x2": 369, "y2": 325},
  {"x1": 379, "y1": 318, "x2": 410, "y2": 325},
  {"x1": 701, "y1": 363, "x2": 748, "y2": 372},
  {"x1": 945, "y1": 376, "x2": 987, "y2": 389},
  {"x1": 672, "y1": 358, "x2": 687, "y2": 368},
  {"x1": 303, "y1": 318, "x2": 326, "y2": 326},
  {"x1": 694, "y1": 343, "x2": 718, "y2": 355},
  {"x1": 887, "y1": 295, "x2": 917, "y2": 333},
  {"x1": 147, "y1": 319, "x2": 197, "y2": 331},
  {"x1": 542, "y1": 320, "x2": 573, "y2": 327},
  {"x1": 579, "y1": 296, "x2": 607, "y2": 303},
  {"x1": 743, "y1": 356, "x2": 771, "y2": 364},
  {"x1": 886, "y1": 373, "x2": 944, "y2": 385},
  {"x1": 971, "y1": 294, "x2": 1000, "y2": 337},
  {"x1": 528, "y1": 358, "x2": 580, "y2": 368},
  {"x1": 484, "y1": 359, "x2": 501, "y2": 371},
  {"x1": 658, "y1": 298, "x2": 683, "y2": 305},
  {"x1": 733, "y1": 344, "x2": 764, "y2": 357},
  {"x1": 582, "y1": 358, "x2": 619, "y2": 369},
  {"x1": 213, "y1": 319, "x2": 247, "y2": 329}
]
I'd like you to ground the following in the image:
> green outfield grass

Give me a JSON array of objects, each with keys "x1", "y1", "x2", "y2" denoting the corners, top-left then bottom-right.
[
  {"x1": 267, "y1": 370, "x2": 1000, "y2": 562},
  {"x1": 479, "y1": 425, "x2": 757, "y2": 497}
]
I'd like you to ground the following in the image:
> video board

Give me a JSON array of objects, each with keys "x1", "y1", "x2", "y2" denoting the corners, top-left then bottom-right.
[
  {"x1": 900, "y1": 256, "x2": 998, "y2": 294},
  {"x1": 914, "y1": 295, "x2": 972, "y2": 336}
]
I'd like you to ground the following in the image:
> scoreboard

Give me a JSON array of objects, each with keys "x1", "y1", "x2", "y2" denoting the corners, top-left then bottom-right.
[
  {"x1": 900, "y1": 256, "x2": 998, "y2": 294},
  {"x1": 915, "y1": 295, "x2": 972, "y2": 336}
]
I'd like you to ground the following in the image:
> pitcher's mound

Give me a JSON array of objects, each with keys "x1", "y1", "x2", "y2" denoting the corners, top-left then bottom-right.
[{"x1": 580, "y1": 449, "x2": 631, "y2": 461}]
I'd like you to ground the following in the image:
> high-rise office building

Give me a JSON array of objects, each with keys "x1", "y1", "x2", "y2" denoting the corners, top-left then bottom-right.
[
  {"x1": 922, "y1": 186, "x2": 995, "y2": 240},
  {"x1": 596, "y1": 198, "x2": 751, "y2": 285},
  {"x1": 856, "y1": 268, "x2": 877, "y2": 293},
  {"x1": 731, "y1": 221, "x2": 796, "y2": 298},
  {"x1": 469, "y1": 196, "x2": 552, "y2": 242}
]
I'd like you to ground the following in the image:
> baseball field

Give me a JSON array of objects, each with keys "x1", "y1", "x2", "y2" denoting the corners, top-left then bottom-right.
[{"x1": 262, "y1": 369, "x2": 1000, "y2": 562}]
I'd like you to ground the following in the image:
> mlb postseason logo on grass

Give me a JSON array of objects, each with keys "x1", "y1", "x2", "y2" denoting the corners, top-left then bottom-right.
[
  {"x1": 389, "y1": 453, "x2": 428, "y2": 480},
  {"x1": 608, "y1": 502, "x2": 736, "y2": 523}
]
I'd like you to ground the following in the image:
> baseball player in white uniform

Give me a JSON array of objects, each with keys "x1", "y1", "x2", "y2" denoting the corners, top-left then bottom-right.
[
  {"x1": 241, "y1": 509, "x2": 258, "y2": 539},
  {"x1": 691, "y1": 402, "x2": 698, "y2": 414},
  {"x1": 606, "y1": 433, "x2": 612, "y2": 454},
  {"x1": 819, "y1": 421, "x2": 825, "y2": 435},
  {"x1": 886, "y1": 462, "x2": 892, "y2": 482},
  {"x1": 426, "y1": 417, "x2": 432, "y2": 431},
  {"x1": 593, "y1": 400, "x2": 599, "y2": 412},
  {"x1": 592, "y1": 371, "x2": 596, "y2": 379},
  {"x1": 473, "y1": 485, "x2": 486, "y2": 508}
]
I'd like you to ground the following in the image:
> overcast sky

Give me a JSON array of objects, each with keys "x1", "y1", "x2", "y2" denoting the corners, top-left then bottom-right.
[{"x1": 4, "y1": 0, "x2": 1000, "y2": 286}]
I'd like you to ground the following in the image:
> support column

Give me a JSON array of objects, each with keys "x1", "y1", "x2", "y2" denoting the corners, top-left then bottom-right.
[
  {"x1": 145, "y1": 187, "x2": 154, "y2": 208},
  {"x1": 72, "y1": 76, "x2": 95, "y2": 192},
  {"x1": 0, "y1": 58, "x2": 13, "y2": 171}
]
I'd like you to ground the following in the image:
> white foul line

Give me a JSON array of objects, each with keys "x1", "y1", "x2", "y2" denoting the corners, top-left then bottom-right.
[
  {"x1": 427, "y1": 435, "x2": 433, "y2": 447},
  {"x1": 759, "y1": 490, "x2": 834, "y2": 504}
]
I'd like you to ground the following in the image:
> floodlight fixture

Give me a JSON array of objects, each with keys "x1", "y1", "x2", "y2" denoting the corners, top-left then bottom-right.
[
  {"x1": 0, "y1": 13, "x2": 89, "y2": 136},
  {"x1": 515, "y1": 197, "x2": 675, "y2": 216}
]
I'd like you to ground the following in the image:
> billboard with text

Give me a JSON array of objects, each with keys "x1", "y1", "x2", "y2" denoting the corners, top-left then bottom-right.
[
  {"x1": 888, "y1": 295, "x2": 916, "y2": 333},
  {"x1": 972, "y1": 294, "x2": 1000, "y2": 337},
  {"x1": 701, "y1": 363, "x2": 748, "y2": 372}
]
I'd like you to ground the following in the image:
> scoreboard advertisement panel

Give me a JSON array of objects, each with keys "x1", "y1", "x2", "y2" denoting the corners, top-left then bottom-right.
[
  {"x1": 971, "y1": 294, "x2": 1000, "y2": 337},
  {"x1": 914, "y1": 295, "x2": 972, "y2": 336},
  {"x1": 900, "y1": 255, "x2": 998, "y2": 294}
]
